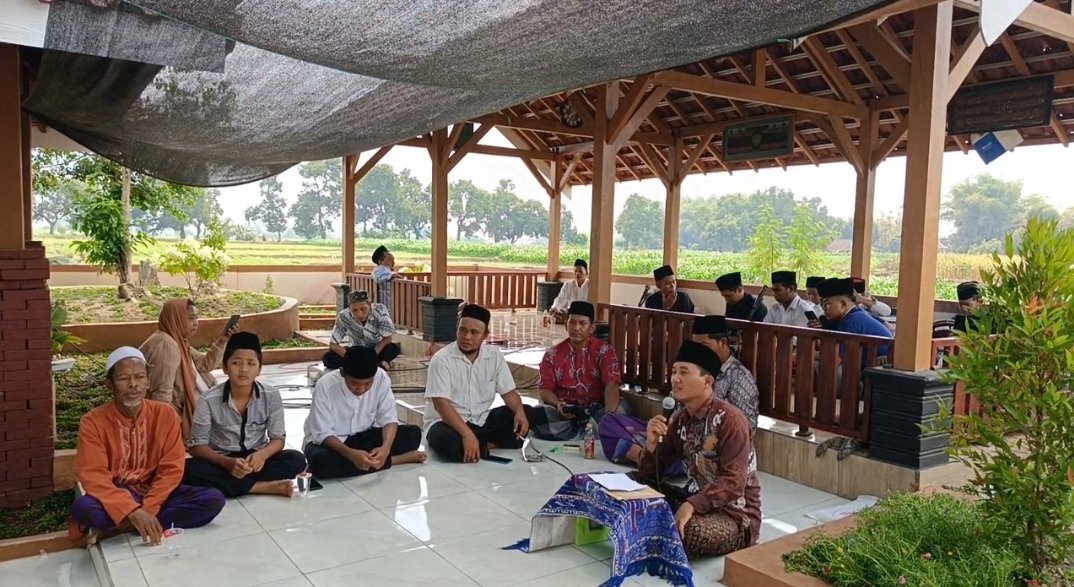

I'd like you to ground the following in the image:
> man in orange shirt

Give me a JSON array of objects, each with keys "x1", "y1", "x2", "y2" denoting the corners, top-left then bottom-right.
[{"x1": 69, "y1": 347, "x2": 225, "y2": 545}]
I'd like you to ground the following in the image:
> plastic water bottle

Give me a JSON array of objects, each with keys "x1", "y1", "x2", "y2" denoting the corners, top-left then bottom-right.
[{"x1": 583, "y1": 421, "x2": 596, "y2": 459}]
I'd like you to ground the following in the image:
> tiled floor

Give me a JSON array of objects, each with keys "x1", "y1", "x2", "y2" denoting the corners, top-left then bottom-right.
[{"x1": 0, "y1": 358, "x2": 849, "y2": 587}]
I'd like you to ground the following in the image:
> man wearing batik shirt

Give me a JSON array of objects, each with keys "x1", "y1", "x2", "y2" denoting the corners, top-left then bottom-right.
[
  {"x1": 636, "y1": 340, "x2": 762, "y2": 557},
  {"x1": 531, "y1": 301, "x2": 624, "y2": 440},
  {"x1": 324, "y1": 291, "x2": 401, "y2": 370}
]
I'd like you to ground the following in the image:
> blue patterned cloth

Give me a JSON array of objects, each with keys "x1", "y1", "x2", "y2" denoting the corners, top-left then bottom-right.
[{"x1": 504, "y1": 473, "x2": 694, "y2": 587}]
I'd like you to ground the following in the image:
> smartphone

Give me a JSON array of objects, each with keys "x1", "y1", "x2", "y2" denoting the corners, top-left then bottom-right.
[
  {"x1": 223, "y1": 314, "x2": 240, "y2": 335},
  {"x1": 481, "y1": 454, "x2": 513, "y2": 464},
  {"x1": 805, "y1": 310, "x2": 818, "y2": 322}
]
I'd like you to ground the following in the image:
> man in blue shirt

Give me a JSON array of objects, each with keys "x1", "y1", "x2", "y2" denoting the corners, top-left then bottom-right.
[
  {"x1": 371, "y1": 245, "x2": 397, "y2": 313},
  {"x1": 814, "y1": 277, "x2": 892, "y2": 397}
]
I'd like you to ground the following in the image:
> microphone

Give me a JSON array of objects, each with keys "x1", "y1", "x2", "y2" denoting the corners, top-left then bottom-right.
[
  {"x1": 749, "y1": 286, "x2": 770, "y2": 322},
  {"x1": 659, "y1": 396, "x2": 676, "y2": 443}
]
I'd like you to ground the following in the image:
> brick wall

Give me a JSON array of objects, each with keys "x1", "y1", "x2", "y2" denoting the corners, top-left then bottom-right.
[{"x1": 0, "y1": 242, "x2": 53, "y2": 507}]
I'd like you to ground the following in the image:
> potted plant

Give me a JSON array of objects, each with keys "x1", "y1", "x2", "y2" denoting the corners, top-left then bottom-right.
[{"x1": 51, "y1": 301, "x2": 83, "y2": 373}]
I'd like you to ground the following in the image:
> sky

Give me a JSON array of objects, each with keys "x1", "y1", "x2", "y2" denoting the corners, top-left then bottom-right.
[{"x1": 215, "y1": 128, "x2": 1074, "y2": 239}]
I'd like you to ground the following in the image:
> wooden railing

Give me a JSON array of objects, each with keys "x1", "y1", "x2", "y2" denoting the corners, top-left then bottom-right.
[
  {"x1": 344, "y1": 273, "x2": 430, "y2": 333},
  {"x1": 930, "y1": 337, "x2": 980, "y2": 417},
  {"x1": 601, "y1": 304, "x2": 697, "y2": 394},
  {"x1": 731, "y1": 319, "x2": 889, "y2": 441},
  {"x1": 347, "y1": 273, "x2": 378, "y2": 301},
  {"x1": 453, "y1": 270, "x2": 544, "y2": 310}
]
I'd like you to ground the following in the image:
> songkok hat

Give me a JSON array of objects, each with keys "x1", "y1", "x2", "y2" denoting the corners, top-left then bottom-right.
[
  {"x1": 342, "y1": 346, "x2": 379, "y2": 379},
  {"x1": 574, "y1": 259, "x2": 588, "y2": 270},
  {"x1": 347, "y1": 290, "x2": 370, "y2": 304},
  {"x1": 459, "y1": 303, "x2": 492, "y2": 326},
  {"x1": 816, "y1": 277, "x2": 855, "y2": 299},
  {"x1": 568, "y1": 301, "x2": 595, "y2": 322},
  {"x1": 674, "y1": 340, "x2": 722, "y2": 376},
  {"x1": 771, "y1": 271, "x2": 797, "y2": 287},
  {"x1": 106, "y1": 346, "x2": 146, "y2": 372},
  {"x1": 715, "y1": 272, "x2": 742, "y2": 291},
  {"x1": 371, "y1": 245, "x2": 389, "y2": 264},
  {"x1": 691, "y1": 315, "x2": 728, "y2": 337},
  {"x1": 224, "y1": 331, "x2": 262, "y2": 364},
  {"x1": 957, "y1": 281, "x2": 982, "y2": 301},
  {"x1": 805, "y1": 276, "x2": 826, "y2": 289},
  {"x1": 851, "y1": 277, "x2": 867, "y2": 294},
  {"x1": 653, "y1": 265, "x2": 674, "y2": 281}
]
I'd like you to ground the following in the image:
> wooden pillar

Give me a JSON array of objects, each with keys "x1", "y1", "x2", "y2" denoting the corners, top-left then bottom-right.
[
  {"x1": 21, "y1": 112, "x2": 31, "y2": 240},
  {"x1": 547, "y1": 158, "x2": 563, "y2": 281},
  {"x1": 893, "y1": 2, "x2": 952, "y2": 372},
  {"x1": 0, "y1": 44, "x2": 26, "y2": 250},
  {"x1": 850, "y1": 110, "x2": 878, "y2": 279},
  {"x1": 588, "y1": 84, "x2": 618, "y2": 308},
  {"x1": 663, "y1": 139, "x2": 683, "y2": 267},
  {"x1": 342, "y1": 155, "x2": 357, "y2": 277},
  {"x1": 428, "y1": 130, "x2": 450, "y2": 298}
]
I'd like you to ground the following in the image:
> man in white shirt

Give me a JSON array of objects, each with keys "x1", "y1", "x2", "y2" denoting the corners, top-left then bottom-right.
[
  {"x1": 549, "y1": 259, "x2": 590, "y2": 323},
  {"x1": 303, "y1": 346, "x2": 425, "y2": 478},
  {"x1": 764, "y1": 271, "x2": 815, "y2": 327},
  {"x1": 851, "y1": 277, "x2": 892, "y2": 318},
  {"x1": 424, "y1": 303, "x2": 535, "y2": 463}
]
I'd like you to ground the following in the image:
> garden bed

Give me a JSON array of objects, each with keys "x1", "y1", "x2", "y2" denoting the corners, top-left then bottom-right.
[
  {"x1": 0, "y1": 490, "x2": 75, "y2": 550},
  {"x1": 51, "y1": 286, "x2": 282, "y2": 324}
]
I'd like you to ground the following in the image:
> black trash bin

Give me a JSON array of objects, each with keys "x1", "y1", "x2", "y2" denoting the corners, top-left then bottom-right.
[
  {"x1": 536, "y1": 281, "x2": 564, "y2": 312},
  {"x1": 594, "y1": 322, "x2": 610, "y2": 342}
]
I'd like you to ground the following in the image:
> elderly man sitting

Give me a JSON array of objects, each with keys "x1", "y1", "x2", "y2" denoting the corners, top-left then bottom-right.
[{"x1": 69, "y1": 347, "x2": 225, "y2": 545}]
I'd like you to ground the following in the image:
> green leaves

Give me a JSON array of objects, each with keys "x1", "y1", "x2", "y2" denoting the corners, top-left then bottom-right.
[
  {"x1": 746, "y1": 202, "x2": 786, "y2": 282},
  {"x1": 157, "y1": 242, "x2": 231, "y2": 301}
]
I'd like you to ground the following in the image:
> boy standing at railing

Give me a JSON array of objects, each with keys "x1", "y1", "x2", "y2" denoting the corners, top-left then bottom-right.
[{"x1": 371, "y1": 245, "x2": 398, "y2": 317}]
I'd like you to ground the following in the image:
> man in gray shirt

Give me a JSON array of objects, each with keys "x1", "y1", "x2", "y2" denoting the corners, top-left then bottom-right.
[{"x1": 182, "y1": 333, "x2": 307, "y2": 497}]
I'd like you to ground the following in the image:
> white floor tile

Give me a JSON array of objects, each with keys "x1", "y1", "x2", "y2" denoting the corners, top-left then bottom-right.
[
  {"x1": 474, "y1": 475, "x2": 572, "y2": 520},
  {"x1": 756, "y1": 471, "x2": 845, "y2": 516},
  {"x1": 630, "y1": 554, "x2": 726, "y2": 586},
  {"x1": 109, "y1": 557, "x2": 148, "y2": 587},
  {"x1": 430, "y1": 521, "x2": 594, "y2": 587},
  {"x1": 129, "y1": 500, "x2": 263, "y2": 558},
  {"x1": 425, "y1": 456, "x2": 555, "y2": 490},
  {"x1": 253, "y1": 577, "x2": 315, "y2": 587},
  {"x1": 99, "y1": 533, "x2": 134, "y2": 562},
  {"x1": 340, "y1": 465, "x2": 469, "y2": 508},
  {"x1": 760, "y1": 496, "x2": 849, "y2": 542},
  {"x1": 507, "y1": 561, "x2": 617, "y2": 587},
  {"x1": 305, "y1": 546, "x2": 478, "y2": 586},
  {"x1": 240, "y1": 480, "x2": 374, "y2": 531},
  {"x1": 268, "y1": 510, "x2": 422, "y2": 573},
  {"x1": 135, "y1": 534, "x2": 302, "y2": 587},
  {"x1": 0, "y1": 548, "x2": 99, "y2": 587},
  {"x1": 385, "y1": 491, "x2": 526, "y2": 544},
  {"x1": 574, "y1": 540, "x2": 614, "y2": 562}
]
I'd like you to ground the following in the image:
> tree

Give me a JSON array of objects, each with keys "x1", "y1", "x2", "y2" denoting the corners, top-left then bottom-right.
[
  {"x1": 289, "y1": 159, "x2": 342, "y2": 240},
  {"x1": 943, "y1": 174, "x2": 1025, "y2": 252},
  {"x1": 33, "y1": 180, "x2": 82, "y2": 235},
  {"x1": 245, "y1": 177, "x2": 288, "y2": 240},
  {"x1": 355, "y1": 164, "x2": 399, "y2": 234},
  {"x1": 393, "y1": 169, "x2": 431, "y2": 238},
  {"x1": 32, "y1": 149, "x2": 196, "y2": 298},
  {"x1": 509, "y1": 199, "x2": 550, "y2": 243},
  {"x1": 1022, "y1": 195, "x2": 1059, "y2": 222},
  {"x1": 1060, "y1": 207, "x2": 1074, "y2": 231},
  {"x1": 786, "y1": 204, "x2": 835, "y2": 278},
  {"x1": 746, "y1": 202, "x2": 785, "y2": 283},
  {"x1": 449, "y1": 179, "x2": 491, "y2": 240},
  {"x1": 872, "y1": 213, "x2": 902, "y2": 253},
  {"x1": 561, "y1": 209, "x2": 587, "y2": 246},
  {"x1": 615, "y1": 194, "x2": 664, "y2": 249}
]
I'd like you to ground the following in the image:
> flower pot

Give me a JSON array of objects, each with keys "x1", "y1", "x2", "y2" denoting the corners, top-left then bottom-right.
[{"x1": 51, "y1": 357, "x2": 76, "y2": 373}]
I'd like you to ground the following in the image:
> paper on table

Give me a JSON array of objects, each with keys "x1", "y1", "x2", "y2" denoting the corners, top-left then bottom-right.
[{"x1": 588, "y1": 473, "x2": 649, "y2": 492}]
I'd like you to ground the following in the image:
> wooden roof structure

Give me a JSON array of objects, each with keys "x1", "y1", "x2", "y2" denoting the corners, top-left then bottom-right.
[{"x1": 458, "y1": 0, "x2": 1074, "y2": 187}]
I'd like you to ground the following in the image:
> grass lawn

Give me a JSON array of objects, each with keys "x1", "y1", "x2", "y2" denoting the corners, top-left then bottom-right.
[
  {"x1": 55, "y1": 353, "x2": 112, "y2": 451},
  {"x1": 0, "y1": 490, "x2": 75, "y2": 540},
  {"x1": 51, "y1": 286, "x2": 283, "y2": 324}
]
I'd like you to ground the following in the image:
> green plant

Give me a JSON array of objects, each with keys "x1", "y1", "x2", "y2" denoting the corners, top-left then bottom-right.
[
  {"x1": 746, "y1": 202, "x2": 786, "y2": 283},
  {"x1": 783, "y1": 493, "x2": 1022, "y2": 587},
  {"x1": 157, "y1": 243, "x2": 231, "y2": 301},
  {"x1": 49, "y1": 301, "x2": 85, "y2": 355},
  {"x1": 945, "y1": 217, "x2": 1074, "y2": 578},
  {"x1": 263, "y1": 275, "x2": 274, "y2": 295},
  {"x1": 786, "y1": 203, "x2": 835, "y2": 278}
]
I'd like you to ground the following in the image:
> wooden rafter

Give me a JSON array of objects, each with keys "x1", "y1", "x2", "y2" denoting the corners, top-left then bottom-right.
[
  {"x1": 443, "y1": 124, "x2": 466, "y2": 159},
  {"x1": 847, "y1": 23, "x2": 911, "y2": 91},
  {"x1": 822, "y1": 0, "x2": 943, "y2": 32},
  {"x1": 653, "y1": 70, "x2": 869, "y2": 119},
  {"x1": 813, "y1": 116, "x2": 864, "y2": 173},
  {"x1": 751, "y1": 49, "x2": 767, "y2": 86},
  {"x1": 521, "y1": 156, "x2": 556, "y2": 197},
  {"x1": 471, "y1": 112, "x2": 592, "y2": 137},
  {"x1": 871, "y1": 116, "x2": 910, "y2": 166},
  {"x1": 802, "y1": 37, "x2": 863, "y2": 105},
  {"x1": 955, "y1": 0, "x2": 1074, "y2": 45},
  {"x1": 633, "y1": 143, "x2": 670, "y2": 187},
  {"x1": 607, "y1": 75, "x2": 655, "y2": 142},
  {"x1": 947, "y1": 25, "x2": 986, "y2": 103},
  {"x1": 350, "y1": 145, "x2": 393, "y2": 186},
  {"x1": 567, "y1": 91, "x2": 596, "y2": 128},
  {"x1": 557, "y1": 155, "x2": 580, "y2": 193},
  {"x1": 445, "y1": 123, "x2": 492, "y2": 172},
  {"x1": 997, "y1": 32, "x2": 1068, "y2": 146},
  {"x1": 611, "y1": 87, "x2": 670, "y2": 148}
]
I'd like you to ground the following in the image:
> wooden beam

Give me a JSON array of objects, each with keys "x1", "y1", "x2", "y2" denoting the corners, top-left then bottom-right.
[
  {"x1": 567, "y1": 91, "x2": 596, "y2": 128},
  {"x1": 557, "y1": 155, "x2": 581, "y2": 192},
  {"x1": 607, "y1": 74, "x2": 655, "y2": 145},
  {"x1": 469, "y1": 144, "x2": 556, "y2": 160},
  {"x1": 428, "y1": 129, "x2": 450, "y2": 297},
  {"x1": 635, "y1": 143, "x2": 670, "y2": 189},
  {"x1": 547, "y1": 161, "x2": 563, "y2": 281},
  {"x1": 343, "y1": 155, "x2": 357, "y2": 276},
  {"x1": 443, "y1": 124, "x2": 466, "y2": 160},
  {"x1": 893, "y1": 1, "x2": 952, "y2": 372},
  {"x1": 851, "y1": 111, "x2": 878, "y2": 279},
  {"x1": 955, "y1": 0, "x2": 1074, "y2": 44},
  {"x1": 947, "y1": 26, "x2": 986, "y2": 102},
  {"x1": 752, "y1": 49, "x2": 767, "y2": 87},
  {"x1": 681, "y1": 134, "x2": 714, "y2": 179},
  {"x1": 611, "y1": 87, "x2": 669, "y2": 148},
  {"x1": 871, "y1": 116, "x2": 910, "y2": 166},
  {"x1": 814, "y1": 116, "x2": 865, "y2": 173},
  {"x1": 996, "y1": 32, "x2": 1069, "y2": 147},
  {"x1": 522, "y1": 157, "x2": 556, "y2": 198},
  {"x1": 653, "y1": 70, "x2": 869, "y2": 119},
  {"x1": 350, "y1": 145, "x2": 393, "y2": 186},
  {"x1": 0, "y1": 44, "x2": 26, "y2": 250},
  {"x1": 802, "y1": 37, "x2": 864, "y2": 104},
  {"x1": 664, "y1": 137, "x2": 684, "y2": 268},
  {"x1": 445, "y1": 123, "x2": 492, "y2": 172},
  {"x1": 589, "y1": 83, "x2": 617, "y2": 308},
  {"x1": 794, "y1": 133, "x2": 821, "y2": 166},
  {"x1": 470, "y1": 113, "x2": 593, "y2": 137},
  {"x1": 847, "y1": 24, "x2": 912, "y2": 91},
  {"x1": 822, "y1": 0, "x2": 942, "y2": 32}
]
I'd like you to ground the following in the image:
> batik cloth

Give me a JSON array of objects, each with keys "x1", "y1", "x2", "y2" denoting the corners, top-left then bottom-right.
[{"x1": 504, "y1": 473, "x2": 694, "y2": 587}]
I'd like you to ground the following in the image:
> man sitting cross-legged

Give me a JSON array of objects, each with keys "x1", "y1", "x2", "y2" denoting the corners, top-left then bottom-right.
[
  {"x1": 530, "y1": 300, "x2": 625, "y2": 441},
  {"x1": 303, "y1": 346, "x2": 425, "y2": 478},
  {"x1": 599, "y1": 315, "x2": 758, "y2": 466},
  {"x1": 424, "y1": 303, "x2": 536, "y2": 463},
  {"x1": 635, "y1": 340, "x2": 762, "y2": 557},
  {"x1": 182, "y1": 332, "x2": 307, "y2": 497},
  {"x1": 69, "y1": 347, "x2": 225, "y2": 545}
]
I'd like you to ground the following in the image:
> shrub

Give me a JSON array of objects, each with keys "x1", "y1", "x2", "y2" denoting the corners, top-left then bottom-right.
[
  {"x1": 783, "y1": 493, "x2": 1021, "y2": 587},
  {"x1": 945, "y1": 217, "x2": 1074, "y2": 579},
  {"x1": 157, "y1": 242, "x2": 230, "y2": 301},
  {"x1": 49, "y1": 301, "x2": 85, "y2": 355}
]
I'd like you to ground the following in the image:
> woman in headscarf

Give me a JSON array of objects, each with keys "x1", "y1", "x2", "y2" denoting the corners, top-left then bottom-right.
[{"x1": 140, "y1": 299, "x2": 236, "y2": 438}]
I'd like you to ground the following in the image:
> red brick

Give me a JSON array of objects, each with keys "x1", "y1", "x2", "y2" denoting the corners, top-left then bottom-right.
[
  {"x1": 0, "y1": 261, "x2": 24, "y2": 271},
  {"x1": 0, "y1": 341, "x2": 28, "y2": 352},
  {"x1": 24, "y1": 299, "x2": 49, "y2": 312},
  {"x1": 0, "y1": 300, "x2": 27, "y2": 311},
  {"x1": 0, "y1": 320, "x2": 27, "y2": 331},
  {"x1": 5, "y1": 427, "x2": 47, "y2": 440},
  {"x1": 25, "y1": 417, "x2": 52, "y2": 433},
  {"x1": 0, "y1": 399, "x2": 28, "y2": 411},
  {"x1": 28, "y1": 398, "x2": 52, "y2": 411},
  {"x1": 6, "y1": 465, "x2": 34, "y2": 481},
  {"x1": 2, "y1": 310, "x2": 49, "y2": 321},
  {"x1": 0, "y1": 418, "x2": 27, "y2": 432},
  {"x1": 21, "y1": 259, "x2": 49, "y2": 271},
  {"x1": 1, "y1": 290, "x2": 49, "y2": 301},
  {"x1": 0, "y1": 379, "x2": 31, "y2": 391},
  {"x1": 3, "y1": 329, "x2": 48, "y2": 341},
  {"x1": 2, "y1": 370, "x2": 33, "y2": 382},
  {"x1": 31, "y1": 477, "x2": 52, "y2": 489},
  {"x1": 0, "y1": 269, "x2": 49, "y2": 280},
  {"x1": 3, "y1": 349, "x2": 50, "y2": 362},
  {"x1": 30, "y1": 457, "x2": 52, "y2": 469},
  {"x1": 1, "y1": 438, "x2": 30, "y2": 451},
  {"x1": 26, "y1": 339, "x2": 49, "y2": 350},
  {"x1": 0, "y1": 251, "x2": 21, "y2": 260},
  {"x1": 1, "y1": 488, "x2": 51, "y2": 507}
]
